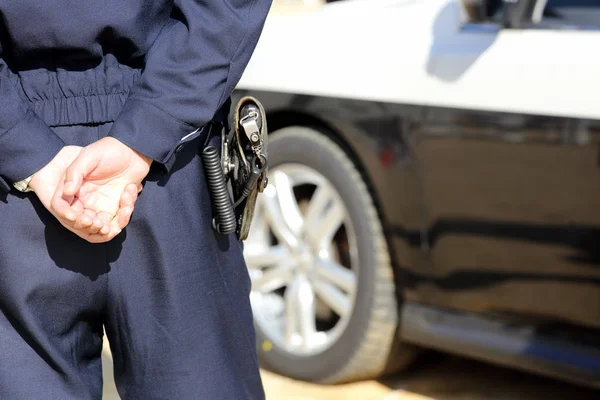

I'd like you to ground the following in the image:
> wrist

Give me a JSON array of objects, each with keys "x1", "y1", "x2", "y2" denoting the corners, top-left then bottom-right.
[
  {"x1": 135, "y1": 151, "x2": 153, "y2": 168},
  {"x1": 103, "y1": 136, "x2": 153, "y2": 168},
  {"x1": 28, "y1": 146, "x2": 82, "y2": 194},
  {"x1": 29, "y1": 166, "x2": 49, "y2": 194}
]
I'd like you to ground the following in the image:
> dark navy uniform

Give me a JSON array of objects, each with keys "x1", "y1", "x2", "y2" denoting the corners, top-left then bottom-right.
[{"x1": 0, "y1": 1, "x2": 272, "y2": 398}]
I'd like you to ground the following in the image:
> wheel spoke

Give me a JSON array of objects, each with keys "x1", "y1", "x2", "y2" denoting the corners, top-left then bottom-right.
[
  {"x1": 303, "y1": 184, "x2": 334, "y2": 229},
  {"x1": 262, "y1": 186, "x2": 300, "y2": 249},
  {"x1": 308, "y1": 198, "x2": 345, "y2": 248},
  {"x1": 272, "y1": 170, "x2": 304, "y2": 236},
  {"x1": 297, "y1": 277, "x2": 317, "y2": 350},
  {"x1": 245, "y1": 245, "x2": 290, "y2": 269},
  {"x1": 252, "y1": 263, "x2": 294, "y2": 294},
  {"x1": 285, "y1": 277, "x2": 301, "y2": 346},
  {"x1": 316, "y1": 259, "x2": 356, "y2": 294},
  {"x1": 314, "y1": 279, "x2": 352, "y2": 318}
]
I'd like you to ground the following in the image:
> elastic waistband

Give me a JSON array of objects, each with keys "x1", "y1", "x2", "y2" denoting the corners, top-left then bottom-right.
[{"x1": 14, "y1": 56, "x2": 141, "y2": 127}]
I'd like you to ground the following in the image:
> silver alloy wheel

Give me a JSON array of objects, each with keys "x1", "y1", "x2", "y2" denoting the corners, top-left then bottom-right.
[{"x1": 244, "y1": 163, "x2": 359, "y2": 357}]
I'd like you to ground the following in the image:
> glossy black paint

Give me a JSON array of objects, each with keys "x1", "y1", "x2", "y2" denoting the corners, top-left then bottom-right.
[
  {"x1": 232, "y1": 89, "x2": 600, "y2": 378},
  {"x1": 402, "y1": 303, "x2": 600, "y2": 388}
]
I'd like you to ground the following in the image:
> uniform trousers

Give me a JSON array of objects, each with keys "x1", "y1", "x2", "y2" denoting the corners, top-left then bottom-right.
[{"x1": 0, "y1": 122, "x2": 265, "y2": 399}]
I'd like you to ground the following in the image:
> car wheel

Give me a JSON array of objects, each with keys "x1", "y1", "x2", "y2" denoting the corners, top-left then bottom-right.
[{"x1": 244, "y1": 126, "x2": 414, "y2": 383}]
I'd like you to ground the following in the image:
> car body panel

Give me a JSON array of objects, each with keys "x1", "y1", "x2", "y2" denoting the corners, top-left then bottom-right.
[
  {"x1": 233, "y1": 89, "x2": 600, "y2": 330},
  {"x1": 240, "y1": 0, "x2": 600, "y2": 119}
]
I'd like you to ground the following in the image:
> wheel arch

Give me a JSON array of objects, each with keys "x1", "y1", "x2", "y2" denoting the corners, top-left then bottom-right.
[{"x1": 265, "y1": 109, "x2": 391, "y2": 233}]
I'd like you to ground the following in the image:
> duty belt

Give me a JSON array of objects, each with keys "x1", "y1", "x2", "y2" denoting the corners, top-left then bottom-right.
[{"x1": 202, "y1": 96, "x2": 268, "y2": 240}]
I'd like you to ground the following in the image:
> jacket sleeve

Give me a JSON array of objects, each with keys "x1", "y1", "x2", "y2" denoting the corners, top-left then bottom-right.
[
  {"x1": 0, "y1": 55, "x2": 65, "y2": 191},
  {"x1": 108, "y1": 0, "x2": 273, "y2": 172}
]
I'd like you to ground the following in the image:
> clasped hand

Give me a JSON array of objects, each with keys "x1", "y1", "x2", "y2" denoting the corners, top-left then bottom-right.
[{"x1": 29, "y1": 137, "x2": 152, "y2": 243}]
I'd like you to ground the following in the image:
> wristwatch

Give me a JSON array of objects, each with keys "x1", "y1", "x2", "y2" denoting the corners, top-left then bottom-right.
[{"x1": 13, "y1": 175, "x2": 34, "y2": 192}]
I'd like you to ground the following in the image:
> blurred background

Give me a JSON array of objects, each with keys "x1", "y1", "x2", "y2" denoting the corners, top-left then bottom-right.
[{"x1": 104, "y1": 0, "x2": 600, "y2": 398}]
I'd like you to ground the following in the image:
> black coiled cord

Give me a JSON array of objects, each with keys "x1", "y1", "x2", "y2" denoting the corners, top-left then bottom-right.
[{"x1": 202, "y1": 145, "x2": 237, "y2": 235}]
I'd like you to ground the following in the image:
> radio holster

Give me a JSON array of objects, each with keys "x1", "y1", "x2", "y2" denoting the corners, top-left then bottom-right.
[{"x1": 202, "y1": 96, "x2": 268, "y2": 241}]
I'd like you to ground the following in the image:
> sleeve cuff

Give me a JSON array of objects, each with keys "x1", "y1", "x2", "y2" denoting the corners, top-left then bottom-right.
[
  {"x1": 0, "y1": 110, "x2": 65, "y2": 191},
  {"x1": 108, "y1": 99, "x2": 204, "y2": 173}
]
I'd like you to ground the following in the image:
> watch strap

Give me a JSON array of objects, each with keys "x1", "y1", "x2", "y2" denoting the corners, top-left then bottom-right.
[{"x1": 13, "y1": 175, "x2": 34, "y2": 192}]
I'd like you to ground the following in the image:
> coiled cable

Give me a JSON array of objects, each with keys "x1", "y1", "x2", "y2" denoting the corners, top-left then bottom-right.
[{"x1": 202, "y1": 145, "x2": 237, "y2": 235}]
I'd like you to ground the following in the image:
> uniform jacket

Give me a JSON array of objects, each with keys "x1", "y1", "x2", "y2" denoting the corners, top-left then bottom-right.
[{"x1": 0, "y1": 0, "x2": 272, "y2": 192}]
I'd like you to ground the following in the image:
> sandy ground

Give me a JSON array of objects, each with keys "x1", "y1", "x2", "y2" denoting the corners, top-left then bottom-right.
[{"x1": 102, "y1": 342, "x2": 597, "y2": 400}]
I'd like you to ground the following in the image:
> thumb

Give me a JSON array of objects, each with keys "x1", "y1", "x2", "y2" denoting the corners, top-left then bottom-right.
[{"x1": 64, "y1": 149, "x2": 101, "y2": 196}]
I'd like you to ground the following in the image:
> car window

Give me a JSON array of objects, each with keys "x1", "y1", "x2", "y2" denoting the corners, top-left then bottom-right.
[
  {"x1": 460, "y1": 0, "x2": 517, "y2": 24},
  {"x1": 461, "y1": 0, "x2": 600, "y2": 29},
  {"x1": 540, "y1": 0, "x2": 600, "y2": 28}
]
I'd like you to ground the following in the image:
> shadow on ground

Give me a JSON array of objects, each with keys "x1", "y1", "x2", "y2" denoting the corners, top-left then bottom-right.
[
  {"x1": 103, "y1": 345, "x2": 598, "y2": 399},
  {"x1": 376, "y1": 352, "x2": 598, "y2": 400}
]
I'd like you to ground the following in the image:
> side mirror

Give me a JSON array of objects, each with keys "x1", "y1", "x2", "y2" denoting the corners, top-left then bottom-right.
[{"x1": 502, "y1": 0, "x2": 537, "y2": 28}]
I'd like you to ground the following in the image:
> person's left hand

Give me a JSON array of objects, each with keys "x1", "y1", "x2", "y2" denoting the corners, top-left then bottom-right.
[{"x1": 51, "y1": 137, "x2": 153, "y2": 243}]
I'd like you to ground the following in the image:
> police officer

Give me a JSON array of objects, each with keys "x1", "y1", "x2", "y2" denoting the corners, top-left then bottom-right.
[{"x1": 0, "y1": 1, "x2": 272, "y2": 398}]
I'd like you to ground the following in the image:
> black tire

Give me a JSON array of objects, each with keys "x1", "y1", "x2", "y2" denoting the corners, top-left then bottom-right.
[{"x1": 252, "y1": 126, "x2": 415, "y2": 384}]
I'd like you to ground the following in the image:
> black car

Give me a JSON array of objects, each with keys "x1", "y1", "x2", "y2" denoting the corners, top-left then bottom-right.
[{"x1": 233, "y1": 0, "x2": 600, "y2": 388}]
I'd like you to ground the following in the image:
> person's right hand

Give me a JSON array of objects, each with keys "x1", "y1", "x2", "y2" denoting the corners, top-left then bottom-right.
[
  {"x1": 50, "y1": 137, "x2": 151, "y2": 242},
  {"x1": 29, "y1": 146, "x2": 139, "y2": 243}
]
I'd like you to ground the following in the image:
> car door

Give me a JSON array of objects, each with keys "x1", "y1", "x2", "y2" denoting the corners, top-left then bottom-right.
[{"x1": 416, "y1": 0, "x2": 600, "y2": 329}]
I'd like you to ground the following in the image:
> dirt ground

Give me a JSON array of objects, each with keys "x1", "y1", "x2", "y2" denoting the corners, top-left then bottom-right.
[{"x1": 102, "y1": 344, "x2": 598, "y2": 400}]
